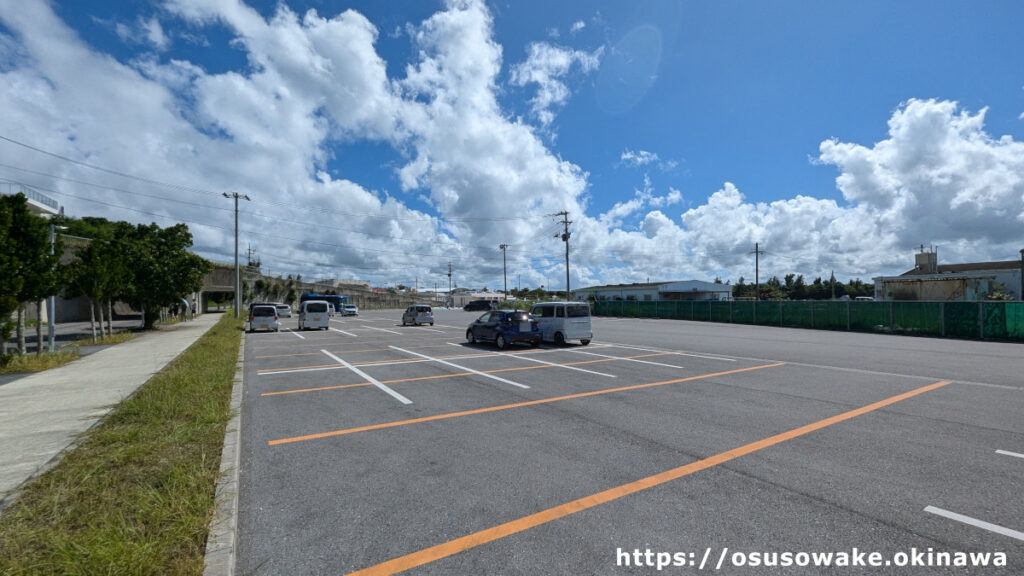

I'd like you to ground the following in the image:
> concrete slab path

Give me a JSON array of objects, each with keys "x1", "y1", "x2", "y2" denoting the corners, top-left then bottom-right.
[{"x1": 0, "y1": 312, "x2": 222, "y2": 509}]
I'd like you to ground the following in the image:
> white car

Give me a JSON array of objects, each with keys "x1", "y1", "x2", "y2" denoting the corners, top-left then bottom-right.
[
  {"x1": 274, "y1": 303, "x2": 292, "y2": 318},
  {"x1": 342, "y1": 304, "x2": 359, "y2": 316}
]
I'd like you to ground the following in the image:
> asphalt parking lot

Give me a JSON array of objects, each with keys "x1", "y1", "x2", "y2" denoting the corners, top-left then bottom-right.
[{"x1": 236, "y1": 309, "x2": 1024, "y2": 575}]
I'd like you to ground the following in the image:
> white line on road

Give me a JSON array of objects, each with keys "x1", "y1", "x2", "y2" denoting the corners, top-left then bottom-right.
[
  {"x1": 363, "y1": 325, "x2": 401, "y2": 335},
  {"x1": 329, "y1": 327, "x2": 359, "y2": 337},
  {"x1": 996, "y1": 449, "x2": 1024, "y2": 460},
  {"x1": 287, "y1": 329, "x2": 305, "y2": 339},
  {"x1": 565, "y1": 349, "x2": 686, "y2": 369},
  {"x1": 259, "y1": 365, "x2": 345, "y2": 376},
  {"x1": 925, "y1": 504, "x2": 1019, "y2": 541},
  {"x1": 924, "y1": 506, "x2": 1024, "y2": 542},
  {"x1": 445, "y1": 343, "x2": 616, "y2": 377},
  {"x1": 601, "y1": 342, "x2": 736, "y2": 362},
  {"x1": 390, "y1": 345, "x2": 530, "y2": 389},
  {"x1": 411, "y1": 326, "x2": 445, "y2": 333},
  {"x1": 321, "y1": 350, "x2": 412, "y2": 404}
]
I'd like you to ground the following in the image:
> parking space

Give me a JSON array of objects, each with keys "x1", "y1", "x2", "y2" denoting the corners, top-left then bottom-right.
[{"x1": 236, "y1": 310, "x2": 1024, "y2": 575}]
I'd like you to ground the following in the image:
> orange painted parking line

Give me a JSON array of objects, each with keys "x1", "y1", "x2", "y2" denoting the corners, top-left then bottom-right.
[
  {"x1": 257, "y1": 362, "x2": 342, "y2": 374},
  {"x1": 344, "y1": 379, "x2": 951, "y2": 576},
  {"x1": 268, "y1": 362, "x2": 785, "y2": 446}
]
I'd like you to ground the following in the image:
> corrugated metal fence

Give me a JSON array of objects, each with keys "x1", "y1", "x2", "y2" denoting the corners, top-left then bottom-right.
[{"x1": 593, "y1": 300, "x2": 1024, "y2": 341}]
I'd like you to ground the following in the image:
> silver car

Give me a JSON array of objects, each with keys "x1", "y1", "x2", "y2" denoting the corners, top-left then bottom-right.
[{"x1": 402, "y1": 304, "x2": 434, "y2": 326}]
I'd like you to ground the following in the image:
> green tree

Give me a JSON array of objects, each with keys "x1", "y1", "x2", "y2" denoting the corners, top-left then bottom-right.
[
  {"x1": 2, "y1": 195, "x2": 63, "y2": 353},
  {"x1": 0, "y1": 195, "x2": 26, "y2": 342},
  {"x1": 116, "y1": 223, "x2": 211, "y2": 329}
]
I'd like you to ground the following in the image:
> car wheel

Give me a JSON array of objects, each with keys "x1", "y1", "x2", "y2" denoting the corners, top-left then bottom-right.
[
  {"x1": 466, "y1": 330, "x2": 476, "y2": 343},
  {"x1": 554, "y1": 332, "x2": 566, "y2": 346},
  {"x1": 531, "y1": 339, "x2": 540, "y2": 347},
  {"x1": 495, "y1": 334, "x2": 506, "y2": 350},
  {"x1": 402, "y1": 318, "x2": 407, "y2": 326},
  {"x1": 580, "y1": 339, "x2": 590, "y2": 346},
  {"x1": 430, "y1": 322, "x2": 434, "y2": 326}
]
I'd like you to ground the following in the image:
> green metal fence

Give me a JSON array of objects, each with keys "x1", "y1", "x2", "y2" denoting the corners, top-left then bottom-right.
[{"x1": 592, "y1": 300, "x2": 1024, "y2": 342}]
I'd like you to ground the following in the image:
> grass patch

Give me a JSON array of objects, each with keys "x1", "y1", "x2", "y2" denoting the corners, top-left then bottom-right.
[
  {"x1": 0, "y1": 313, "x2": 243, "y2": 575},
  {"x1": 0, "y1": 350, "x2": 81, "y2": 374},
  {"x1": 67, "y1": 331, "x2": 138, "y2": 348}
]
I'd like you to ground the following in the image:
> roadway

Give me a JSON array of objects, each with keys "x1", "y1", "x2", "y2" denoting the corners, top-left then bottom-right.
[{"x1": 235, "y1": 309, "x2": 1024, "y2": 575}]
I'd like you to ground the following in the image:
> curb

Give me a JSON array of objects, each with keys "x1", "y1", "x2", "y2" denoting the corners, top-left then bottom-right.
[{"x1": 203, "y1": 330, "x2": 245, "y2": 576}]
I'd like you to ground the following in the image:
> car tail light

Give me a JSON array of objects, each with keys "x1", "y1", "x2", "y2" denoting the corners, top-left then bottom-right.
[{"x1": 248, "y1": 314, "x2": 254, "y2": 322}]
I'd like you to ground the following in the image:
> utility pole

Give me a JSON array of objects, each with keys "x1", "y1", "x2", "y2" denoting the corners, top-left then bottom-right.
[
  {"x1": 830, "y1": 270, "x2": 836, "y2": 300},
  {"x1": 549, "y1": 211, "x2": 571, "y2": 300},
  {"x1": 750, "y1": 242, "x2": 764, "y2": 301},
  {"x1": 447, "y1": 261, "x2": 452, "y2": 308},
  {"x1": 499, "y1": 243, "x2": 508, "y2": 301},
  {"x1": 223, "y1": 192, "x2": 251, "y2": 317}
]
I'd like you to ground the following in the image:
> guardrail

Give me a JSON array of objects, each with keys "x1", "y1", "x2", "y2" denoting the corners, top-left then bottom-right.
[
  {"x1": 593, "y1": 300, "x2": 1024, "y2": 342},
  {"x1": 0, "y1": 182, "x2": 60, "y2": 210}
]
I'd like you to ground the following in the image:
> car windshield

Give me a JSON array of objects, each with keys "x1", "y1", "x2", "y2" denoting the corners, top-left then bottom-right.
[
  {"x1": 510, "y1": 312, "x2": 530, "y2": 322},
  {"x1": 416, "y1": 306, "x2": 431, "y2": 313},
  {"x1": 252, "y1": 307, "x2": 276, "y2": 317},
  {"x1": 306, "y1": 303, "x2": 328, "y2": 313}
]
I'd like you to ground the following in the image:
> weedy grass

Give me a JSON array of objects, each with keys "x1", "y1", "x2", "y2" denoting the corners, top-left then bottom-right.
[
  {"x1": 0, "y1": 350, "x2": 80, "y2": 374},
  {"x1": 0, "y1": 313, "x2": 243, "y2": 575}
]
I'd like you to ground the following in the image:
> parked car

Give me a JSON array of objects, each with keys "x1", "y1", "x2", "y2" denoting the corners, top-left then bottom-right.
[
  {"x1": 402, "y1": 304, "x2": 434, "y2": 326},
  {"x1": 463, "y1": 299, "x2": 498, "y2": 311},
  {"x1": 248, "y1": 304, "x2": 280, "y2": 333},
  {"x1": 248, "y1": 301, "x2": 276, "y2": 314},
  {"x1": 327, "y1": 304, "x2": 336, "y2": 317},
  {"x1": 273, "y1": 303, "x2": 292, "y2": 318},
  {"x1": 529, "y1": 302, "x2": 592, "y2": 345},
  {"x1": 466, "y1": 310, "x2": 541, "y2": 349},
  {"x1": 298, "y1": 300, "x2": 330, "y2": 330},
  {"x1": 342, "y1": 304, "x2": 359, "y2": 316}
]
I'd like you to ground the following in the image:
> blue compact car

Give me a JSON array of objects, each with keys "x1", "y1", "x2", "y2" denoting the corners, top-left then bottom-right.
[{"x1": 466, "y1": 310, "x2": 542, "y2": 349}]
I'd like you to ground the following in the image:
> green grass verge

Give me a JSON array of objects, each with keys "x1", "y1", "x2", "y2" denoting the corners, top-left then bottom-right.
[
  {"x1": 0, "y1": 350, "x2": 81, "y2": 374},
  {"x1": 0, "y1": 313, "x2": 243, "y2": 575},
  {"x1": 67, "y1": 331, "x2": 138, "y2": 348}
]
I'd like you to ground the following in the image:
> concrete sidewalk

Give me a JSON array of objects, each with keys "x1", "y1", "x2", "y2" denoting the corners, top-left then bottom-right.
[{"x1": 0, "y1": 312, "x2": 222, "y2": 509}]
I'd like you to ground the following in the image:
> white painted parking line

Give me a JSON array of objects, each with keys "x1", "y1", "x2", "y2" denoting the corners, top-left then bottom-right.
[
  {"x1": 363, "y1": 325, "x2": 402, "y2": 335},
  {"x1": 924, "y1": 506, "x2": 1024, "y2": 542},
  {"x1": 287, "y1": 329, "x2": 306, "y2": 340},
  {"x1": 602, "y1": 342, "x2": 736, "y2": 362},
  {"x1": 433, "y1": 324, "x2": 459, "y2": 328},
  {"x1": 446, "y1": 343, "x2": 616, "y2": 377},
  {"x1": 389, "y1": 345, "x2": 530, "y2": 389},
  {"x1": 996, "y1": 449, "x2": 1024, "y2": 460},
  {"x1": 410, "y1": 326, "x2": 445, "y2": 333},
  {"x1": 565, "y1": 349, "x2": 685, "y2": 369},
  {"x1": 321, "y1": 350, "x2": 412, "y2": 404},
  {"x1": 329, "y1": 327, "x2": 359, "y2": 337},
  {"x1": 260, "y1": 365, "x2": 344, "y2": 376},
  {"x1": 501, "y1": 350, "x2": 617, "y2": 377}
]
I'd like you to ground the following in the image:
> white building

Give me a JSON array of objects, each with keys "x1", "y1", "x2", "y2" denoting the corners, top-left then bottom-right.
[{"x1": 575, "y1": 280, "x2": 732, "y2": 302}]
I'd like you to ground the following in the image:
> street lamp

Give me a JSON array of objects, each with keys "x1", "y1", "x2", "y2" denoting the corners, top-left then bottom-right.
[{"x1": 48, "y1": 223, "x2": 67, "y2": 352}]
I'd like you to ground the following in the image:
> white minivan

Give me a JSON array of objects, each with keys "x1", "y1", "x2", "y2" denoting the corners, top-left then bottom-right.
[
  {"x1": 530, "y1": 302, "x2": 592, "y2": 346},
  {"x1": 298, "y1": 300, "x2": 331, "y2": 331}
]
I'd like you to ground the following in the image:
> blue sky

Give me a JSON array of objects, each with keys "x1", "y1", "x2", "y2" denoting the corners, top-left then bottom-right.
[{"x1": 2, "y1": 0, "x2": 1023, "y2": 291}]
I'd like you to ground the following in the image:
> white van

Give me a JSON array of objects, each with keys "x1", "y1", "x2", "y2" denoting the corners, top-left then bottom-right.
[
  {"x1": 298, "y1": 300, "x2": 331, "y2": 331},
  {"x1": 530, "y1": 302, "x2": 592, "y2": 346}
]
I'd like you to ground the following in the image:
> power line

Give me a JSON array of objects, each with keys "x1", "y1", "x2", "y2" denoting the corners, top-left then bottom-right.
[{"x1": 0, "y1": 133, "x2": 540, "y2": 223}]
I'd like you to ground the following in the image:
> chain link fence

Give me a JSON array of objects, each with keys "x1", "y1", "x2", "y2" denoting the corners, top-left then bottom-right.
[{"x1": 593, "y1": 300, "x2": 1024, "y2": 342}]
